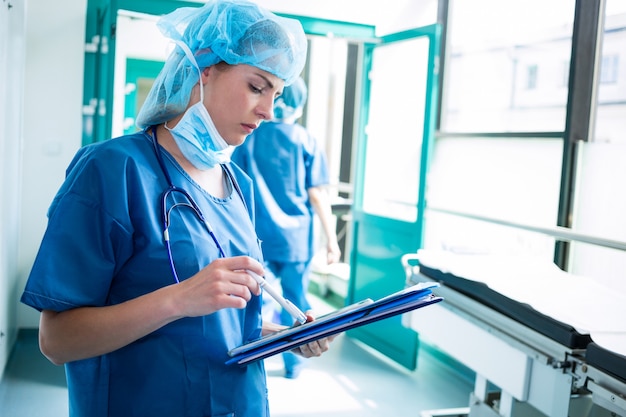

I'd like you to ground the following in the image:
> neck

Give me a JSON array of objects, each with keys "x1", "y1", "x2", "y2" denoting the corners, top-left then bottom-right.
[
  {"x1": 153, "y1": 124, "x2": 226, "y2": 196},
  {"x1": 155, "y1": 124, "x2": 189, "y2": 167}
]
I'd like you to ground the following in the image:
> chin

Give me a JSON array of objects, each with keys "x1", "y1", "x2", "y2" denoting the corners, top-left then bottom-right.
[{"x1": 231, "y1": 136, "x2": 248, "y2": 146}]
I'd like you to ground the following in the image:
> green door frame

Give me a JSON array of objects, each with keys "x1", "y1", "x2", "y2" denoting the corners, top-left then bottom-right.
[
  {"x1": 347, "y1": 24, "x2": 441, "y2": 370},
  {"x1": 82, "y1": 0, "x2": 199, "y2": 145},
  {"x1": 82, "y1": 0, "x2": 376, "y2": 145},
  {"x1": 123, "y1": 58, "x2": 164, "y2": 135}
]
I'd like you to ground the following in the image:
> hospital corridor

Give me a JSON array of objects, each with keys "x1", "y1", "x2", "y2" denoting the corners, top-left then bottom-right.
[{"x1": 2, "y1": 0, "x2": 626, "y2": 416}]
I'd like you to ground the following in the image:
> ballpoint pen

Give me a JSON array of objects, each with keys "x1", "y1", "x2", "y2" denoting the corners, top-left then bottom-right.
[{"x1": 246, "y1": 270, "x2": 308, "y2": 324}]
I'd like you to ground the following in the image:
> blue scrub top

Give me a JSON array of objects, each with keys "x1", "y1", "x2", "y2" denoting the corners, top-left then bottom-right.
[
  {"x1": 231, "y1": 121, "x2": 329, "y2": 263},
  {"x1": 21, "y1": 131, "x2": 268, "y2": 417}
]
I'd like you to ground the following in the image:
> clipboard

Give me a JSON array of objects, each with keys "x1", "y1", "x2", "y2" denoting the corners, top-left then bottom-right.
[{"x1": 226, "y1": 282, "x2": 443, "y2": 366}]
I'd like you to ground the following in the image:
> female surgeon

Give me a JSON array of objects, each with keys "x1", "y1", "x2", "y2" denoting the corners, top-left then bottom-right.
[{"x1": 20, "y1": 1, "x2": 334, "y2": 416}]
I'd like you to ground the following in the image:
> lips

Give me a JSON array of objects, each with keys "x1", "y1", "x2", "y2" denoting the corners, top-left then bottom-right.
[{"x1": 241, "y1": 123, "x2": 258, "y2": 134}]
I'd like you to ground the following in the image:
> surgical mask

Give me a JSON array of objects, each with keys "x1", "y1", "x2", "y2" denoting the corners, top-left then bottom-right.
[
  {"x1": 165, "y1": 99, "x2": 232, "y2": 170},
  {"x1": 165, "y1": 41, "x2": 232, "y2": 170}
]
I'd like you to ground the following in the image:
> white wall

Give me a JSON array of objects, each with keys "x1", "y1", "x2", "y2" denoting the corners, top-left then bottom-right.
[
  {"x1": 17, "y1": 0, "x2": 87, "y2": 329},
  {"x1": 0, "y1": 0, "x2": 26, "y2": 380}
]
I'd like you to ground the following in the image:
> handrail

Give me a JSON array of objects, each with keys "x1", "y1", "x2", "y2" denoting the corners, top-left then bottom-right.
[{"x1": 428, "y1": 206, "x2": 626, "y2": 252}]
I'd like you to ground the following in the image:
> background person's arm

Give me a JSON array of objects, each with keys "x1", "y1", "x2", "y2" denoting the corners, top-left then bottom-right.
[{"x1": 308, "y1": 186, "x2": 341, "y2": 264}]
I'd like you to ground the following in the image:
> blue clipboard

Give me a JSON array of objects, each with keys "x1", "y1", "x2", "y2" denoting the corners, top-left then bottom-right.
[{"x1": 226, "y1": 282, "x2": 443, "y2": 366}]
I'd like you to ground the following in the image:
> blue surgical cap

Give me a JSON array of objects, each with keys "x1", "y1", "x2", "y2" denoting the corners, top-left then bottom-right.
[
  {"x1": 136, "y1": 0, "x2": 307, "y2": 129},
  {"x1": 273, "y1": 76, "x2": 308, "y2": 122}
]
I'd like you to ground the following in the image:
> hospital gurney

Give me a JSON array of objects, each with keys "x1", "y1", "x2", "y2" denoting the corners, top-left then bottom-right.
[
  {"x1": 401, "y1": 250, "x2": 626, "y2": 417},
  {"x1": 581, "y1": 342, "x2": 626, "y2": 416}
]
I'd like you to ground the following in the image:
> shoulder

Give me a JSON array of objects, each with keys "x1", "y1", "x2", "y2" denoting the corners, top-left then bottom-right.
[
  {"x1": 57, "y1": 131, "x2": 156, "y2": 206},
  {"x1": 67, "y1": 131, "x2": 153, "y2": 177},
  {"x1": 72, "y1": 131, "x2": 151, "y2": 161},
  {"x1": 228, "y1": 162, "x2": 253, "y2": 191},
  {"x1": 256, "y1": 122, "x2": 313, "y2": 148},
  {"x1": 48, "y1": 131, "x2": 155, "y2": 221}
]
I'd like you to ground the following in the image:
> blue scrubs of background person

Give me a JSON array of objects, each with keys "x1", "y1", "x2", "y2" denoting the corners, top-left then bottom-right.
[
  {"x1": 20, "y1": 1, "x2": 335, "y2": 416},
  {"x1": 232, "y1": 77, "x2": 341, "y2": 378}
]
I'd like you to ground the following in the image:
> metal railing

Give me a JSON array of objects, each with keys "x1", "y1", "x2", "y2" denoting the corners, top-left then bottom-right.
[{"x1": 428, "y1": 206, "x2": 626, "y2": 253}]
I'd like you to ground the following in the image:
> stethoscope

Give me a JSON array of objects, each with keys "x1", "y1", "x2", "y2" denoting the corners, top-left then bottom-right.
[{"x1": 150, "y1": 127, "x2": 245, "y2": 283}]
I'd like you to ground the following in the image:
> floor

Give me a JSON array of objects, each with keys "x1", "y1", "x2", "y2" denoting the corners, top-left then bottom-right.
[{"x1": 0, "y1": 293, "x2": 474, "y2": 417}]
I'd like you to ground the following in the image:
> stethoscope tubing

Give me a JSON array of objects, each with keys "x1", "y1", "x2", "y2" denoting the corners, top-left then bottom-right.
[{"x1": 150, "y1": 127, "x2": 244, "y2": 282}]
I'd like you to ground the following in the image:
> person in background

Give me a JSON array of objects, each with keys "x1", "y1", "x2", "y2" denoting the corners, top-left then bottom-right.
[
  {"x1": 20, "y1": 1, "x2": 335, "y2": 416},
  {"x1": 232, "y1": 77, "x2": 342, "y2": 379}
]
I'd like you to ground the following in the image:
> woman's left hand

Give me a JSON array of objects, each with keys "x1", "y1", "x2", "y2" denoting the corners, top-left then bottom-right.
[
  {"x1": 261, "y1": 313, "x2": 338, "y2": 357},
  {"x1": 293, "y1": 313, "x2": 337, "y2": 357}
]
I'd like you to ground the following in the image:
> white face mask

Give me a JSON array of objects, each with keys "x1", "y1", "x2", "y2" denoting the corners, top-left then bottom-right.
[{"x1": 165, "y1": 41, "x2": 232, "y2": 170}]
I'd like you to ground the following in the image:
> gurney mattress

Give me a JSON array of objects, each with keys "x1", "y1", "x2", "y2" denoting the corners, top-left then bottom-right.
[
  {"x1": 419, "y1": 264, "x2": 592, "y2": 349},
  {"x1": 586, "y1": 342, "x2": 626, "y2": 384}
]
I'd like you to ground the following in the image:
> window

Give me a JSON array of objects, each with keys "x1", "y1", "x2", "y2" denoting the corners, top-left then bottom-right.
[
  {"x1": 526, "y1": 64, "x2": 538, "y2": 89},
  {"x1": 441, "y1": 0, "x2": 575, "y2": 133},
  {"x1": 571, "y1": 0, "x2": 626, "y2": 292},
  {"x1": 561, "y1": 60, "x2": 570, "y2": 87},
  {"x1": 599, "y1": 54, "x2": 619, "y2": 84},
  {"x1": 427, "y1": 0, "x2": 575, "y2": 262}
]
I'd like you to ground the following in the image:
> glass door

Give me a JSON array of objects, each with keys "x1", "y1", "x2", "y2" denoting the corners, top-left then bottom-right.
[{"x1": 348, "y1": 25, "x2": 441, "y2": 370}]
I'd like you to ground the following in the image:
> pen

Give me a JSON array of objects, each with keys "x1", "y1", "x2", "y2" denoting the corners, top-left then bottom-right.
[{"x1": 246, "y1": 270, "x2": 308, "y2": 324}]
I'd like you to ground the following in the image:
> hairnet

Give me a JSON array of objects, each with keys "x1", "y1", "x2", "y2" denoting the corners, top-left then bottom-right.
[
  {"x1": 273, "y1": 76, "x2": 308, "y2": 122},
  {"x1": 136, "y1": 0, "x2": 307, "y2": 129}
]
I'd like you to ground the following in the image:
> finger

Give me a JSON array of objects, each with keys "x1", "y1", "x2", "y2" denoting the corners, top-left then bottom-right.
[
  {"x1": 314, "y1": 339, "x2": 329, "y2": 354},
  {"x1": 235, "y1": 270, "x2": 263, "y2": 296},
  {"x1": 205, "y1": 266, "x2": 252, "y2": 295},
  {"x1": 298, "y1": 343, "x2": 313, "y2": 358},
  {"x1": 222, "y1": 258, "x2": 265, "y2": 296},
  {"x1": 303, "y1": 340, "x2": 323, "y2": 357},
  {"x1": 219, "y1": 280, "x2": 253, "y2": 305},
  {"x1": 226, "y1": 256, "x2": 265, "y2": 277},
  {"x1": 211, "y1": 262, "x2": 260, "y2": 296},
  {"x1": 218, "y1": 293, "x2": 248, "y2": 310}
]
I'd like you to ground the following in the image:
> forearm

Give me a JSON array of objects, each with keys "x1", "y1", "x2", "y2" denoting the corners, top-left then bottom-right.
[
  {"x1": 39, "y1": 257, "x2": 263, "y2": 365},
  {"x1": 308, "y1": 186, "x2": 341, "y2": 262},
  {"x1": 40, "y1": 284, "x2": 182, "y2": 365},
  {"x1": 308, "y1": 187, "x2": 338, "y2": 245}
]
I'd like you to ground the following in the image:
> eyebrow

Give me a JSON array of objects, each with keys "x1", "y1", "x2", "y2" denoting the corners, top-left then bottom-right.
[
  {"x1": 253, "y1": 72, "x2": 283, "y2": 97},
  {"x1": 255, "y1": 72, "x2": 275, "y2": 90}
]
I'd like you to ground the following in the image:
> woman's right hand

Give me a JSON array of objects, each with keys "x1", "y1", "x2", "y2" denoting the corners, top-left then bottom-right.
[{"x1": 173, "y1": 256, "x2": 264, "y2": 317}]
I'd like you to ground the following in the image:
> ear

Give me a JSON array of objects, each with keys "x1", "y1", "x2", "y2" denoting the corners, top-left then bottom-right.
[{"x1": 200, "y1": 66, "x2": 212, "y2": 83}]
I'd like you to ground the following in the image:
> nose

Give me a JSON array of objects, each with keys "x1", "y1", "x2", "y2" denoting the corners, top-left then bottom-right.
[{"x1": 257, "y1": 95, "x2": 275, "y2": 121}]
